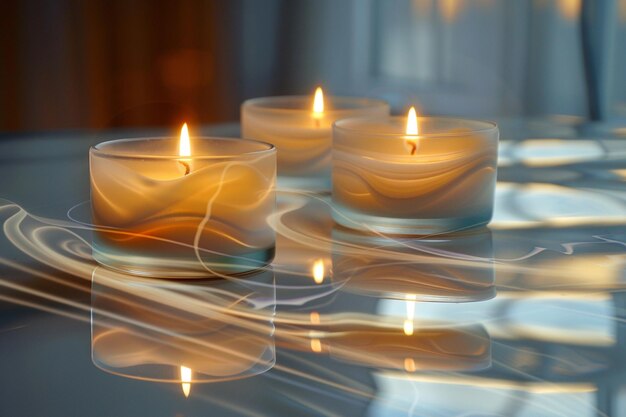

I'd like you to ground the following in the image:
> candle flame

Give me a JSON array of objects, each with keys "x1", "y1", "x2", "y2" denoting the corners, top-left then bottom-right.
[
  {"x1": 405, "y1": 107, "x2": 419, "y2": 155},
  {"x1": 180, "y1": 366, "x2": 192, "y2": 398},
  {"x1": 313, "y1": 87, "x2": 324, "y2": 115},
  {"x1": 406, "y1": 107, "x2": 418, "y2": 135},
  {"x1": 312, "y1": 259, "x2": 325, "y2": 284},
  {"x1": 179, "y1": 123, "x2": 191, "y2": 157}
]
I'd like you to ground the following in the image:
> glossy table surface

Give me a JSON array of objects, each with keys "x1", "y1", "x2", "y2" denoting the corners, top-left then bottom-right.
[{"x1": 1, "y1": 120, "x2": 626, "y2": 417}]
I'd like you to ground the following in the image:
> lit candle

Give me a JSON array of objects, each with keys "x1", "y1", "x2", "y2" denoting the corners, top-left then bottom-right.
[
  {"x1": 241, "y1": 88, "x2": 389, "y2": 190},
  {"x1": 332, "y1": 110, "x2": 499, "y2": 234},
  {"x1": 89, "y1": 125, "x2": 277, "y2": 277}
]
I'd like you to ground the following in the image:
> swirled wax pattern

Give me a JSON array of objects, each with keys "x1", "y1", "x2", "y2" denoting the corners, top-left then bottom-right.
[
  {"x1": 242, "y1": 96, "x2": 389, "y2": 189},
  {"x1": 332, "y1": 117, "x2": 498, "y2": 234},
  {"x1": 90, "y1": 137, "x2": 276, "y2": 277}
]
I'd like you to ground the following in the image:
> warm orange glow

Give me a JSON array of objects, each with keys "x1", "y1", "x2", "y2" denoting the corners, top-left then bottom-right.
[
  {"x1": 180, "y1": 366, "x2": 192, "y2": 398},
  {"x1": 405, "y1": 107, "x2": 419, "y2": 156},
  {"x1": 179, "y1": 123, "x2": 191, "y2": 157},
  {"x1": 313, "y1": 87, "x2": 324, "y2": 116},
  {"x1": 556, "y1": 0, "x2": 581, "y2": 21},
  {"x1": 406, "y1": 107, "x2": 418, "y2": 135},
  {"x1": 312, "y1": 259, "x2": 325, "y2": 284},
  {"x1": 403, "y1": 294, "x2": 416, "y2": 336},
  {"x1": 440, "y1": 0, "x2": 464, "y2": 23},
  {"x1": 310, "y1": 311, "x2": 321, "y2": 324},
  {"x1": 403, "y1": 320, "x2": 414, "y2": 336},
  {"x1": 310, "y1": 338, "x2": 322, "y2": 353},
  {"x1": 404, "y1": 358, "x2": 417, "y2": 372}
]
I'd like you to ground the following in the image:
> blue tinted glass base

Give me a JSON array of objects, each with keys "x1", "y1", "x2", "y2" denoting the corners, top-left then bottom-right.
[
  {"x1": 331, "y1": 202, "x2": 492, "y2": 235},
  {"x1": 92, "y1": 237, "x2": 274, "y2": 278},
  {"x1": 277, "y1": 175, "x2": 330, "y2": 193}
]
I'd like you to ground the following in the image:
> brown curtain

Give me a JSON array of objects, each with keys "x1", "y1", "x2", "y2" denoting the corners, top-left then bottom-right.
[{"x1": 0, "y1": 0, "x2": 243, "y2": 132}]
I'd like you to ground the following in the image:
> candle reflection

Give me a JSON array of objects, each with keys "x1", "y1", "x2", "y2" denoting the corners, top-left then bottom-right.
[
  {"x1": 278, "y1": 320, "x2": 491, "y2": 372},
  {"x1": 90, "y1": 267, "x2": 276, "y2": 387},
  {"x1": 329, "y1": 323, "x2": 491, "y2": 372},
  {"x1": 309, "y1": 311, "x2": 323, "y2": 353},
  {"x1": 403, "y1": 357, "x2": 417, "y2": 372},
  {"x1": 310, "y1": 337, "x2": 323, "y2": 353},
  {"x1": 332, "y1": 226, "x2": 496, "y2": 302}
]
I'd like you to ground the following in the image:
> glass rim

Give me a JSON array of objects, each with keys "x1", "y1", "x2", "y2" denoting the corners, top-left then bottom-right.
[
  {"x1": 90, "y1": 136, "x2": 276, "y2": 161},
  {"x1": 242, "y1": 95, "x2": 390, "y2": 114},
  {"x1": 333, "y1": 116, "x2": 499, "y2": 138}
]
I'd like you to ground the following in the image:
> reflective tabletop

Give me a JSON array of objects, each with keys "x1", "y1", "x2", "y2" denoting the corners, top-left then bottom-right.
[{"x1": 1, "y1": 120, "x2": 625, "y2": 417}]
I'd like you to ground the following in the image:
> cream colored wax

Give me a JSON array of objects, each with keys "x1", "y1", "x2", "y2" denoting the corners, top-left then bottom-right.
[
  {"x1": 90, "y1": 136, "x2": 276, "y2": 277},
  {"x1": 241, "y1": 93, "x2": 389, "y2": 190},
  {"x1": 332, "y1": 117, "x2": 499, "y2": 234}
]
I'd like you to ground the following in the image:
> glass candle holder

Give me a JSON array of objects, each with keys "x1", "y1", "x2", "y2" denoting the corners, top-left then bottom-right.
[
  {"x1": 90, "y1": 137, "x2": 276, "y2": 278},
  {"x1": 332, "y1": 117, "x2": 499, "y2": 234},
  {"x1": 241, "y1": 96, "x2": 389, "y2": 191}
]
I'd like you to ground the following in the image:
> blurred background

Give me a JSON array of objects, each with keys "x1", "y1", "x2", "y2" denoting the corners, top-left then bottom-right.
[{"x1": 1, "y1": 0, "x2": 626, "y2": 132}]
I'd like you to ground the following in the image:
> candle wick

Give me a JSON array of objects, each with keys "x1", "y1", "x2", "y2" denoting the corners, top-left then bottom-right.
[
  {"x1": 408, "y1": 141, "x2": 417, "y2": 156},
  {"x1": 179, "y1": 160, "x2": 191, "y2": 175},
  {"x1": 315, "y1": 119, "x2": 320, "y2": 128}
]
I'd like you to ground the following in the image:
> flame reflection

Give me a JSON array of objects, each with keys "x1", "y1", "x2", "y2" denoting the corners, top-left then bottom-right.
[
  {"x1": 310, "y1": 337, "x2": 323, "y2": 353},
  {"x1": 180, "y1": 365, "x2": 192, "y2": 397},
  {"x1": 403, "y1": 294, "x2": 417, "y2": 336},
  {"x1": 312, "y1": 259, "x2": 325, "y2": 284},
  {"x1": 0, "y1": 176, "x2": 625, "y2": 415}
]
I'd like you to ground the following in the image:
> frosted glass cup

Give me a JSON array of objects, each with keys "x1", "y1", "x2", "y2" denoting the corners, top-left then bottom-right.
[
  {"x1": 90, "y1": 137, "x2": 276, "y2": 278},
  {"x1": 332, "y1": 117, "x2": 499, "y2": 234},
  {"x1": 242, "y1": 96, "x2": 390, "y2": 191}
]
